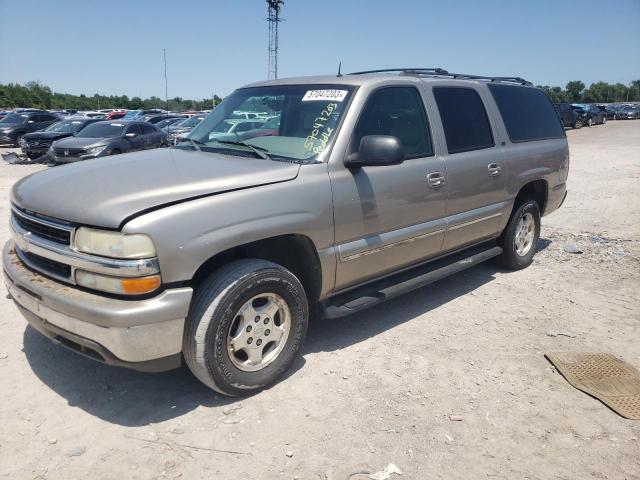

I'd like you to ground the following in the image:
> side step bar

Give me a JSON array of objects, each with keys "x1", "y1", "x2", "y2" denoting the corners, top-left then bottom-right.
[{"x1": 320, "y1": 244, "x2": 503, "y2": 319}]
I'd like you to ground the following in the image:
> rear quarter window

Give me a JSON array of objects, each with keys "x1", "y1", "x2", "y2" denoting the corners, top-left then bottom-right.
[{"x1": 488, "y1": 84, "x2": 565, "y2": 142}]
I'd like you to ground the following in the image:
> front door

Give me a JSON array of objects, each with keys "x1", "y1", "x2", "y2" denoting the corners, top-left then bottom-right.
[{"x1": 330, "y1": 86, "x2": 447, "y2": 290}]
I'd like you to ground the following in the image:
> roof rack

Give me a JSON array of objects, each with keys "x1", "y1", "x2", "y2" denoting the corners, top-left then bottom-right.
[
  {"x1": 347, "y1": 68, "x2": 532, "y2": 86},
  {"x1": 349, "y1": 68, "x2": 450, "y2": 75}
]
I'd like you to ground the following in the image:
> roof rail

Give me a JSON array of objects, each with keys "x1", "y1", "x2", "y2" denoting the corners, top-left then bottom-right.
[
  {"x1": 348, "y1": 68, "x2": 449, "y2": 75},
  {"x1": 347, "y1": 67, "x2": 532, "y2": 86},
  {"x1": 448, "y1": 73, "x2": 532, "y2": 86}
]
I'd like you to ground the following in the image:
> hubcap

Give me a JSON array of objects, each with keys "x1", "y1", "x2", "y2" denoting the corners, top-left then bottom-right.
[
  {"x1": 514, "y1": 212, "x2": 535, "y2": 256},
  {"x1": 226, "y1": 293, "x2": 291, "y2": 372}
]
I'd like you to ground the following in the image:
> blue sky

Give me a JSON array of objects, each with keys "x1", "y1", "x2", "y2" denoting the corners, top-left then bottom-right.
[{"x1": 1, "y1": 0, "x2": 638, "y2": 100}]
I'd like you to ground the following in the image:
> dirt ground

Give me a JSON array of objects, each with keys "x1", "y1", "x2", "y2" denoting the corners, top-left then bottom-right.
[{"x1": 0, "y1": 121, "x2": 639, "y2": 480}]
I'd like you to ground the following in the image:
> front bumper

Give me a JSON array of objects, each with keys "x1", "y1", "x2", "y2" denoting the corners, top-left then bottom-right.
[
  {"x1": 3, "y1": 241, "x2": 193, "y2": 371},
  {"x1": 0, "y1": 134, "x2": 16, "y2": 145}
]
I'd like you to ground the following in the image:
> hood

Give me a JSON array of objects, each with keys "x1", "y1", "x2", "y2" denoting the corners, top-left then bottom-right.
[
  {"x1": 12, "y1": 147, "x2": 300, "y2": 229},
  {"x1": 53, "y1": 136, "x2": 109, "y2": 148},
  {"x1": 23, "y1": 131, "x2": 72, "y2": 141}
]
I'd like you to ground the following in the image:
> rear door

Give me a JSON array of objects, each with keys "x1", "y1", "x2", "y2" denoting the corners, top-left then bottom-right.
[
  {"x1": 430, "y1": 85, "x2": 508, "y2": 251},
  {"x1": 139, "y1": 123, "x2": 158, "y2": 148},
  {"x1": 330, "y1": 85, "x2": 447, "y2": 289}
]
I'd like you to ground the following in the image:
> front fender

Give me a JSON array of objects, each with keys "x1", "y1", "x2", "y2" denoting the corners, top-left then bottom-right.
[{"x1": 121, "y1": 163, "x2": 335, "y2": 286}]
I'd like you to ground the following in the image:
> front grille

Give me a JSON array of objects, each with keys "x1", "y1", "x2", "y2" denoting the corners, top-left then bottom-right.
[
  {"x1": 18, "y1": 249, "x2": 72, "y2": 279},
  {"x1": 12, "y1": 210, "x2": 71, "y2": 245},
  {"x1": 54, "y1": 147, "x2": 85, "y2": 157}
]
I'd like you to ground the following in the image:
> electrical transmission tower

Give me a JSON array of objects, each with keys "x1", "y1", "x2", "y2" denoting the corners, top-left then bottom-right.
[{"x1": 267, "y1": 0, "x2": 284, "y2": 79}]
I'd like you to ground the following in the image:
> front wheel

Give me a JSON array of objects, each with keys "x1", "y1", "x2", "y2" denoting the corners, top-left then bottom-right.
[
  {"x1": 497, "y1": 200, "x2": 541, "y2": 270},
  {"x1": 574, "y1": 118, "x2": 583, "y2": 129},
  {"x1": 183, "y1": 259, "x2": 309, "y2": 396}
]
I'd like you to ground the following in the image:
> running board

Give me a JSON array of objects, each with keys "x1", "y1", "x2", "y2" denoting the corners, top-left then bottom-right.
[{"x1": 320, "y1": 244, "x2": 503, "y2": 319}]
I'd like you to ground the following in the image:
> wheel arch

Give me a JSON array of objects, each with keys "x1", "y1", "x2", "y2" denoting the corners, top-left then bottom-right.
[
  {"x1": 191, "y1": 234, "x2": 323, "y2": 303},
  {"x1": 513, "y1": 179, "x2": 548, "y2": 216}
]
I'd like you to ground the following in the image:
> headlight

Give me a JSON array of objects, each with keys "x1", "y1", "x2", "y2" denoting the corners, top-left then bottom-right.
[
  {"x1": 75, "y1": 270, "x2": 161, "y2": 295},
  {"x1": 84, "y1": 145, "x2": 107, "y2": 155},
  {"x1": 74, "y1": 227, "x2": 156, "y2": 259}
]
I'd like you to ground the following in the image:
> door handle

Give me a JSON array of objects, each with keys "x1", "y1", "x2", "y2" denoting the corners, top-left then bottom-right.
[
  {"x1": 488, "y1": 163, "x2": 502, "y2": 176},
  {"x1": 426, "y1": 172, "x2": 445, "y2": 188}
]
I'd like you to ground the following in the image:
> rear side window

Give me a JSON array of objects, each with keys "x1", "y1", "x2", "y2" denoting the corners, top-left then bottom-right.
[
  {"x1": 433, "y1": 87, "x2": 494, "y2": 154},
  {"x1": 139, "y1": 123, "x2": 155, "y2": 134},
  {"x1": 488, "y1": 84, "x2": 564, "y2": 142}
]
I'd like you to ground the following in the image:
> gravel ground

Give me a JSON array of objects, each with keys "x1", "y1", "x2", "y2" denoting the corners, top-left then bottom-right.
[{"x1": 0, "y1": 121, "x2": 639, "y2": 480}]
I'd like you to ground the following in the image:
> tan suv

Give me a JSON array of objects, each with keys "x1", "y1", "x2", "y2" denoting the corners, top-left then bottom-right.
[{"x1": 4, "y1": 68, "x2": 569, "y2": 396}]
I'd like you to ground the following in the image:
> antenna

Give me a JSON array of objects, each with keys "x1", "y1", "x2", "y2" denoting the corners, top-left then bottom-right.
[
  {"x1": 267, "y1": 0, "x2": 284, "y2": 80},
  {"x1": 337, "y1": 61, "x2": 342, "y2": 77}
]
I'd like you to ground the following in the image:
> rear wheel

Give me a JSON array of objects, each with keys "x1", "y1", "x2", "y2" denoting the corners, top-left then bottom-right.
[
  {"x1": 497, "y1": 200, "x2": 541, "y2": 270},
  {"x1": 14, "y1": 134, "x2": 23, "y2": 147},
  {"x1": 573, "y1": 118, "x2": 583, "y2": 129},
  {"x1": 183, "y1": 259, "x2": 309, "y2": 396}
]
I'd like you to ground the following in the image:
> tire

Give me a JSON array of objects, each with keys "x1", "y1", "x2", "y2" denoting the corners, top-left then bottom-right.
[
  {"x1": 587, "y1": 117, "x2": 593, "y2": 127},
  {"x1": 14, "y1": 134, "x2": 23, "y2": 147},
  {"x1": 497, "y1": 200, "x2": 541, "y2": 270},
  {"x1": 110, "y1": 149, "x2": 121, "y2": 156},
  {"x1": 573, "y1": 119, "x2": 583, "y2": 129},
  {"x1": 183, "y1": 259, "x2": 309, "y2": 396}
]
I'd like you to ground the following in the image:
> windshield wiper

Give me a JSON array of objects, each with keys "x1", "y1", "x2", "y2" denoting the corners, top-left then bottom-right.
[{"x1": 215, "y1": 140, "x2": 272, "y2": 161}]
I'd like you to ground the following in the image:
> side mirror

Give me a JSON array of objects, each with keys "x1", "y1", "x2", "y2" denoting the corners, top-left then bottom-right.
[{"x1": 345, "y1": 135, "x2": 404, "y2": 168}]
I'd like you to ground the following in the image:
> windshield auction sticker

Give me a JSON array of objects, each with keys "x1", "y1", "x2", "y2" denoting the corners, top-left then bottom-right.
[{"x1": 302, "y1": 90, "x2": 348, "y2": 102}]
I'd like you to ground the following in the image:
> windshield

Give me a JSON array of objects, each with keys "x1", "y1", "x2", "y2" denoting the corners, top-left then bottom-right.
[
  {"x1": 76, "y1": 122, "x2": 126, "y2": 138},
  {"x1": 184, "y1": 84, "x2": 354, "y2": 163},
  {"x1": 0, "y1": 113, "x2": 28, "y2": 124},
  {"x1": 44, "y1": 119, "x2": 86, "y2": 133}
]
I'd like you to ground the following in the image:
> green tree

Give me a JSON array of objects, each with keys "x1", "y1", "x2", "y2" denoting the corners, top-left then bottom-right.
[{"x1": 565, "y1": 81, "x2": 585, "y2": 102}]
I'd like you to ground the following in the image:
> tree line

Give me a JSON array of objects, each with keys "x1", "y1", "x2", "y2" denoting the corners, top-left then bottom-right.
[
  {"x1": 1, "y1": 79, "x2": 639, "y2": 111},
  {"x1": 537, "y1": 80, "x2": 640, "y2": 103},
  {"x1": 0, "y1": 81, "x2": 222, "y2": 111}
]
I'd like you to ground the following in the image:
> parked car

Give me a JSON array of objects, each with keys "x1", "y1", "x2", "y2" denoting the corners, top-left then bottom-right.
[
  {"x1": 122, "y1": 109, "x2": 164, "y2": 121},
  {"x1": 617, "y1": 105, "x2": 640, "y2": 119},
  {"x1": 106, "y1": 111, "x2": 127, "y2": 120},
  {"x1": 0, "y1": 111, "x2": 59, "y2": 146},
  {"x1": 19, "y1": 117, "x2": 104, "y2": 160},
  {"x1": 138, "y1": 114, "x2": 186, "y2": 124},
  {"x1": 572, "y1": 104, "x2": 605, "y2": 126},
  {"x1": 596, "y1": 104, "x2": 620, "y2": 120},
  {"x1": 555, "y1": 102, "x2": 587, "y2": 129},
  {"x1": 4, "y1": 70, "x2": 568, "y2": 396},
  {"x1": 155, "y1": 117, "x2": 186, "y2": 129},
  {"x1": 207, "y1": 119, "x2": 266, "y2": 141},
  {"x1": 0, "y1": 111, "x2": 10, "y2": 120},
  {"x1": 166, "y1": 115, "x2": 205, "y2": 143},
  {"x1": 48, "y1": 120, "x2": 167, "y2": 164}
]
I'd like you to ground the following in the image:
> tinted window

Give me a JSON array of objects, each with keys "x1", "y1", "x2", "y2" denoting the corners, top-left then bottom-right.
[
  {"x1": 434, "y1": 87, "x2": 494, "y2": 154},
  {"x1": 126, "y1": 124, "x2": 143, "y2": 136},
  {"x1": 41, "y1": 114, "x2": 58, "y2": 122},
  {"x1": 139, "y1": 123, "x2": 155, "y2": 134},
  {"x1": 0, "y1": 113, "x2": 28, "y2": 124},
  {"x1": 353, "y1": 87, "x2": 433, "y2": 158},
  {"x1": 488, "y1": 84, "x2": 564, "y2": 142},
  {"x1": 76, "y1": 122, "x2": 127, "y2": 138}
]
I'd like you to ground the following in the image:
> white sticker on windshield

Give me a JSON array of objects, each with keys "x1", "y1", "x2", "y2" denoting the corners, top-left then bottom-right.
[{"x1": 302, "y1": 89, "x2": 348, "y2": 102}]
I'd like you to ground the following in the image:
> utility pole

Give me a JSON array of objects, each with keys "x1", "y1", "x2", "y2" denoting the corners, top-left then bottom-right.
[
  {"x1": 267, "y1": 0, "x2": 284, "y2": 80},
  {"x1": 163, "y1": 48, "x2": 169, "y2": 112}
]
